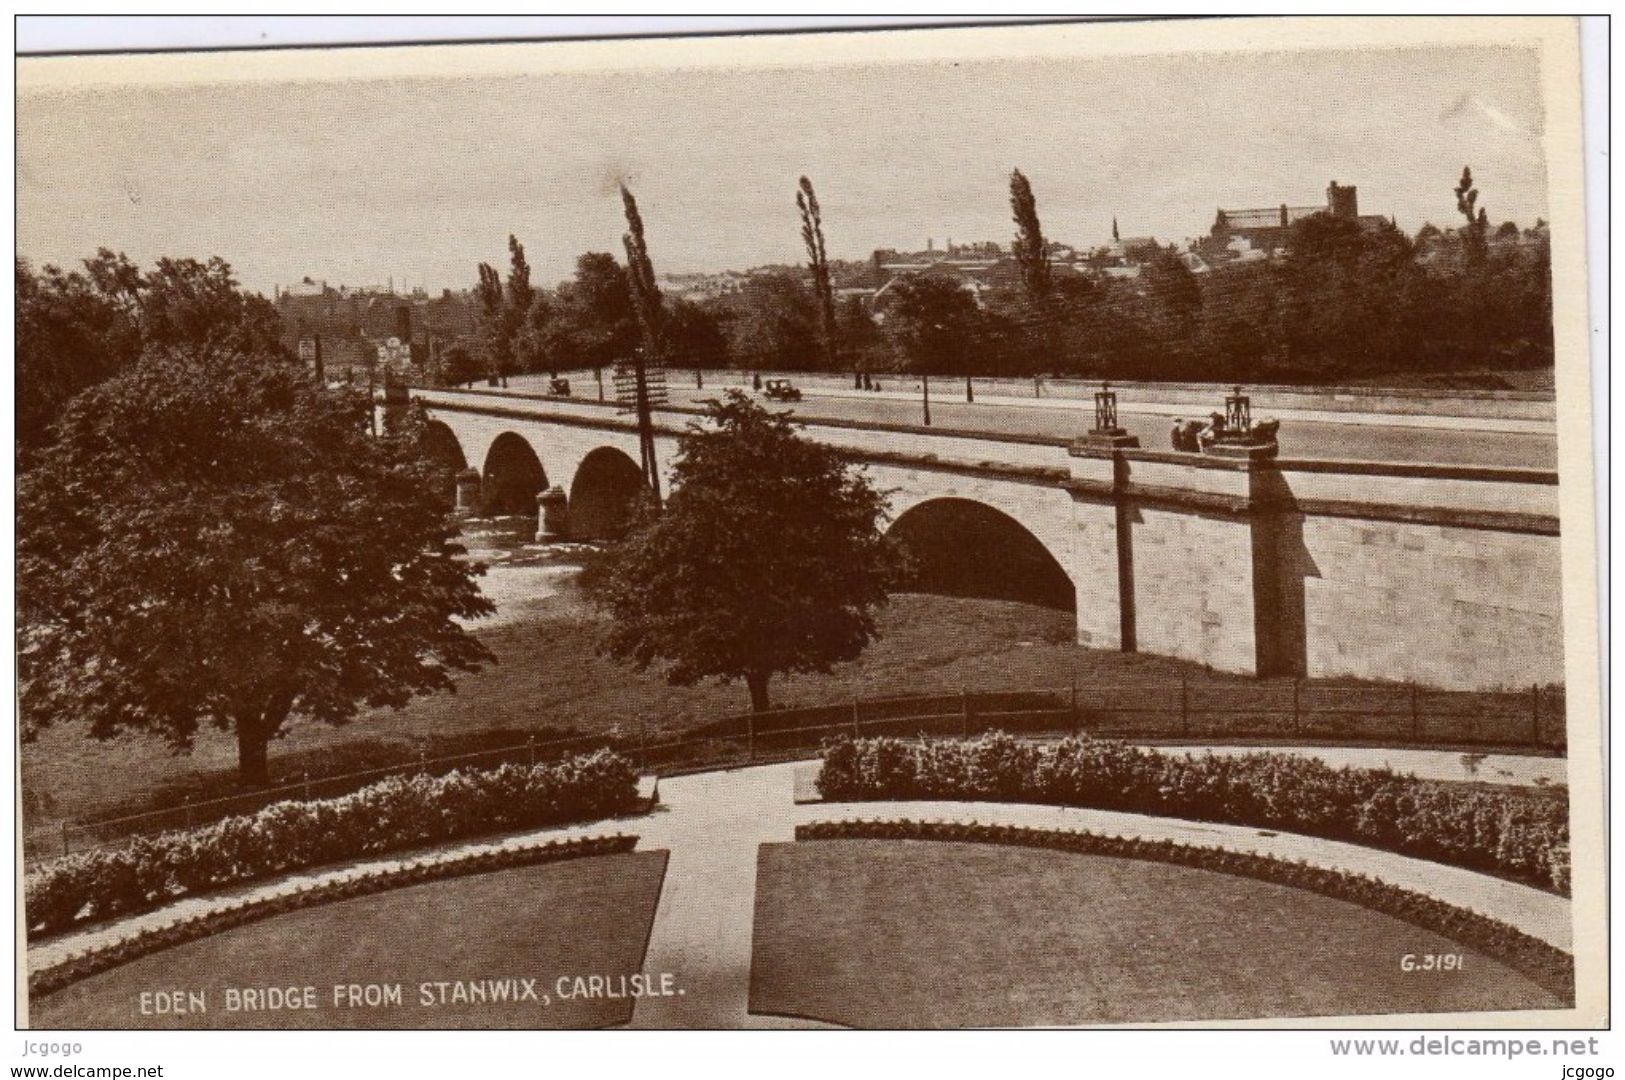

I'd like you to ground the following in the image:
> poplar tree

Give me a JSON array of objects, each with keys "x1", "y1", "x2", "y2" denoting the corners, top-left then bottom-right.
[
  {"x1": 620, "y1": 184, "x2": 664, "y2": 355},
  {"x1": 797, "y1": 176, "x2": 839, "y2": 372},
  {"x1": 1010, "y1": 168, "x2": 1052, "y2": 299}
]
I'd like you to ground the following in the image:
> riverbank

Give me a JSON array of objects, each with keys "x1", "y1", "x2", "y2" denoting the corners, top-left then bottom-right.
[{"x1": 20, "y1": 565, "x2": 1089, "y2": 834}]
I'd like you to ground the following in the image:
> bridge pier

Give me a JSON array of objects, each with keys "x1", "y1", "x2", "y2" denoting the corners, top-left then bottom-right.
[
  {"x1": 453, "y1": 468, "x2": 482, "y2": 517},
  {"x1": 537, "y1": 485, "x2": 571, "y2": 542}
]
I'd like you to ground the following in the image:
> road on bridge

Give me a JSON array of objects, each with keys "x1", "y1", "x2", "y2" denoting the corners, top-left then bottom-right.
[{"x1": 467, "y1": 375, "x2": 1558, "y2": 470}]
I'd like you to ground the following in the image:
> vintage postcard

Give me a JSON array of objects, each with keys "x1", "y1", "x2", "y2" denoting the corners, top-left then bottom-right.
[{"x1": 13, "y1": 15, "x2": 1603, "y2": 1040}]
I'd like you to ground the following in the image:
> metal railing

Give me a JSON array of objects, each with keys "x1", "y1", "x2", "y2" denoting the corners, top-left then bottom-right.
[{"x1": 25, "y1": 679, "x2": 1563, "y2": 861}]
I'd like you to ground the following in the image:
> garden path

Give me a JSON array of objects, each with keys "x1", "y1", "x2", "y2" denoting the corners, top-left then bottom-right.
[{"x1": 28, "y1": 760, "x2": 1572, "y2": 1030}]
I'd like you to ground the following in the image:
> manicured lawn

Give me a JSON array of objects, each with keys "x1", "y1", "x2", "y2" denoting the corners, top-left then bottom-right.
[
  {"x1": 20, "y1": 566, "x2": 1552, "y2": 845},
  {"x1": 749, "y1": 840, "x2": 1564, "y2": 1028},
  {"x1": 31, "y1": 851, "x2": 668, "y2": 1030},
  {"x1": 23, "y1": 585, "x2": 1096, "y2": 833}
]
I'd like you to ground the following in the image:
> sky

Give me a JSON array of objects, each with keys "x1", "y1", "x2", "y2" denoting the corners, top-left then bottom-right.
[{"x1": 17, "y1": 41, "x2": 1549, "y2": 297}]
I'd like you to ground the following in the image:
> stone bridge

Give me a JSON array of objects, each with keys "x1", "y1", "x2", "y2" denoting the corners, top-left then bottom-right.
[{"x1": 408, "y1": 388, "x2": 1563, "y2": 692}]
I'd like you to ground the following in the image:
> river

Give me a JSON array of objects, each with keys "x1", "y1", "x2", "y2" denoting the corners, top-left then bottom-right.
[{"x1": 454, "y1": 516, "x2": 591, "y2": 629}]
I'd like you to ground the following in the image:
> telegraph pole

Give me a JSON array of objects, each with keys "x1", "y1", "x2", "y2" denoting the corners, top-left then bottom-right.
[
  {"x1": 614, "y1": 347, "x2": 666, "y2": 509},
  {"x1": 635, "y1": 352, "x2": 662, "y2": 506},
  {"x1": 620, "y1": 183, "x2": 668, "y2": 509}
]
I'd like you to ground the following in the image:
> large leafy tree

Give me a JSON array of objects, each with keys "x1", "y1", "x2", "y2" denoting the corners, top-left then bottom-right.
[
  {"x1": 881, "y1": 272, "x2": 986, "y2": 374},
  {"x1": 664, "y1": 297, "x2": 729, "y2": 368},
  {"x1": 715, "y1": 271, "x2": 823, "y2": 371},
  {"x1": 16, "y1": 250, "x2": 285, "y2": 462},
  {"x1": 589, "y1": 392, "x2": 895, "y2": 713},
  {"x1": 1274, "y1": 212, "x2": 1423, "y2": 378},
  {"x1": 543, "y1": 252, "x2": 640, "y2": 370},
  {"x1": 17, "y1": 348, "x2": 494, "y2": 785}
]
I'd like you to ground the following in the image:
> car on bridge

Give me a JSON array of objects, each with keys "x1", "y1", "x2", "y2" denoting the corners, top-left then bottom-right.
[{"x1": 763, "y1": 378, "x2": 802, "y2": 402}]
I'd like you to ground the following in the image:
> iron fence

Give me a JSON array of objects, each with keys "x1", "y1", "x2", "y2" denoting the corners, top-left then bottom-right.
[{"x1": 25, "y1": 679, "x2": 1563, "y2": 861}]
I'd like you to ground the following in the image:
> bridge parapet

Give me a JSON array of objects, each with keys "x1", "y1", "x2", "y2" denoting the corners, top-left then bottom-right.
[
  {"x1": 1067, "y1": 442, "x2": 1562, "y2": 689},
  {"x1": 418, "y1": 390, "x2": 1563, "y2": 692}
]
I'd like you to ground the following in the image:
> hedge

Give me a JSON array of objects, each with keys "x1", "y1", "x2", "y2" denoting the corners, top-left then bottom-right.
[
  {"x1": 29, "y1": 833, "x2": 638, "y2": 1000},
  {"x1": 26, "y1": 750, "x2": 641, "y2": 939},
  {"x1": 797, "y1": 819, "x2": 1574, "y2": 1004},
  {"x1": 816, "y1": 734, "x2": 1569, "y2": 894}
]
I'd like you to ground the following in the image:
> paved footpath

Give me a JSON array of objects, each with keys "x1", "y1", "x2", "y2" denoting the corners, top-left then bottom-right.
[{"x1": 29, "y1": 760, "x2": 1571, "y2": 1029}]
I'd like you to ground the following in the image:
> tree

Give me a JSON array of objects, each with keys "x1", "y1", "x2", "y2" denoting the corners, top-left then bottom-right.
[
  {"x1": 881, "y1": 273, "x2": 985, "y2": 374},
  {"x1": 1274, "y1": 212, "x2": 1423, "y2": 378},
  {"x1": 620, "y1": 184, "x2": 664, "y2": 357},
  {"x1": 474, "y1": 261, "x2": 508, "y2": 384},
  {"x1": 714, "y1": 272, "x2": 822, "y2": 371},
  {"x1": 17, "y1": 250, "x2": 286, "y2": 462},
  {"x1": 837, "y1": 294, "x2": 886, "y2": 374},
  {"x1": 589, "y1": 392, "x2": 895, "y2": 713},
  {"x1": 797, "y1": 176, "x2": 839, "y2": 371},
  {"x1": 664, "y1": 297, "x2": 729, "y2": 368},
  {"x1": 504, "y1": 234, "x2": 545, "y2": 372},
  {"x1": 1009, "y1": 168, "x2": 1052, "y2": 299},
  {"x1": 514, "y1": 289, "x2": 555, "y2": 374},
  {"x1": 439, "y1": 343, "x2": 481, "y2": 387},
  {"x1": 1141, "y1": 247, "x2": 1202, "y2": 347},
  {"x1": 1454, "y1": 165, "x2": 1488, "y2": 264},
  {"x1": 545, "y1": 252, "x2": 639, "y2": 370},
  {"x1": 17, "y1": 347, "x2": 494, "y2": 785},
  {"x1": 619, "y1": 184, "x2": 667, "y2": 503}
]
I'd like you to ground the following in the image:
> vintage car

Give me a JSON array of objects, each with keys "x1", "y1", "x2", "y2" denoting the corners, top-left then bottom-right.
[
  {"x1": 548, "y1": 377, "x2": 572, "y2": 396},
  {"x1": 763, "y1": 378, "x2": 802, "y2": 402}
]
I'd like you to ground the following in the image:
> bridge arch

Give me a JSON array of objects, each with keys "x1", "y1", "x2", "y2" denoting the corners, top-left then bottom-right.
[
  {"x1": 481, "y1": 431, "x2": 549, "y2": 516},
  {"x1": 887, "y1": 496, "x2": 1075, "y2": 611},
  {"x1": 570, "y1": 446, "x2": 647, "y2": 540},
  {"x1": 417, "y1": 420, "x2": 468, "y2": 508}
]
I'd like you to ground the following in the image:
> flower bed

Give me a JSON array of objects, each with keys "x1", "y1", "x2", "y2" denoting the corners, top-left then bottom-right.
[
  {"x1": 816, "y1": 734, "x2": 1569, "y2": 893},
  {"x1": 29, "y1": 833, "x2": 638, "y2": 1000},
  {"x1": 25, "y1": 750, "x2": 641, "y2": 939},
  {"x1": 797, "y1": 819, "x2": 1574, "y2": 1004}
]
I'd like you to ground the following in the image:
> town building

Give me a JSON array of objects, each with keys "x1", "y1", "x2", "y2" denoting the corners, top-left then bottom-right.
[{"x1": 1200, "y1": 181, "x2": 1390, "y2": 262}]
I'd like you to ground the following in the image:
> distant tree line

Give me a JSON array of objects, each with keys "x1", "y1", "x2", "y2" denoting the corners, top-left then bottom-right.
[{"x1": 460, "y1": 166, "x2": 1551, "y2": 388}]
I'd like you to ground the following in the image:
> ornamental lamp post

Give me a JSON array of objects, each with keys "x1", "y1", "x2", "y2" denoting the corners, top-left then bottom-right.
[
  {"x1": 1223, "y1": 385, "x2": 1252, "y2": 436},
  {"x1": 1093, "y1": 380, "x2": 1120, "y2": 434},
  {"x1": 1079, "y1": 379, "x2": 1139, "y2": 450},
  {"x1": 1204, "y1": 383, "x2": 1279, "y2": 460}
]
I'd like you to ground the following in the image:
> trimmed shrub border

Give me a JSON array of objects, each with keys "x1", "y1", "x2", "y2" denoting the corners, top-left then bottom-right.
[
  {"x1": 26, "y1": 750, "x2": 644, "y2": 939},
  {"x1": 816, "y1": 735, "x2": 1569, "y2": 894},
  {"x1": 29, "y1": 833, "x2": 639, "y2": 1001},
  {"x1": 796, "y1": 819, "x2": 1574, "y2": 1004}
]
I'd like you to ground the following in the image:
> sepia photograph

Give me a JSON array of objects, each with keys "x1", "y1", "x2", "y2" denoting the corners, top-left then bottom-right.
[{"x1": 9, "y1": 13, "x2": 1606, "y2": 1060}]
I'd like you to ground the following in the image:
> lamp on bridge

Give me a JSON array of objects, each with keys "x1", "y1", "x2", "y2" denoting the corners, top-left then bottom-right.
[
  {"x1": 1223, "y1": 385, "x2": 1251, "y2": 435},
  {"x1": 1080, "y1": 380, "x2": 1140, "y2": 450},
  {"x1": 1203, "y1": 383, "x2": 1281, "y2": 460}
]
